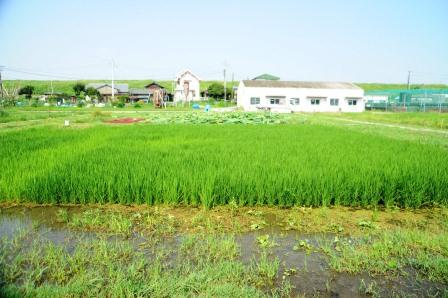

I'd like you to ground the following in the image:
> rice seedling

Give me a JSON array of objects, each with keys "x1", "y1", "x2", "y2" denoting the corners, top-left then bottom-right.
[{"x1": 0, "y1": 123, "x2": 447, "y2": 208}]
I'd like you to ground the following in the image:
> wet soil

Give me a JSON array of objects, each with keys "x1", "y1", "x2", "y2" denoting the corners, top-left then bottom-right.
[{"x1": 0, "y1": 206, "x2": 446, "y2": 297}]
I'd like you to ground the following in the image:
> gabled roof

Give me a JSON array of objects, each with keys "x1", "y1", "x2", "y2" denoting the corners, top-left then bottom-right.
[
  {"x1": 242, "y1": 80, "x2": 362, "y2": 90},
  {"x1": 253, "y1": 74, "x2": 280, "y2": 81},
  {"x1": 86, "y1": 83, "x2": 129, "y2": 93},
  {"x1": 176, "y1": 69, "x2": 201, "y2": 81},
  {"x1": 144, "y1": 81, "x2": 165, "y2": 89}
]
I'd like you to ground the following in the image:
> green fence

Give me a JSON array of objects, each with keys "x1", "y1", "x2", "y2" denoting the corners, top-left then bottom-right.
[{"x1": 365, "y1": 89, "x2": 448, "y2": 112}]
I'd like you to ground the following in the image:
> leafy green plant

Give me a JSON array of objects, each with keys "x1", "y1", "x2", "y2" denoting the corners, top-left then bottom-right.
[
  {"x1": 256, "y1": 234, "x2": 278, "y2": 248},
  {"x1": 293, "y1": 239, "x2": 313, "y2": 253}
]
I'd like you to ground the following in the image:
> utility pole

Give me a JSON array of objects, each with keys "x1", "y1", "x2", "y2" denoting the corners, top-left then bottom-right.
[
  {"x1": 111, "y1": 59, "x2": 116, "y2": 101},
  {"x1": 0, "y1": 66, "x2": 4, "y2": 103},
  {"x1": 223, "y1": 68, "x2": 227, "y2": 101},
  {"x1": 407, "y1": 70, "x2": 411, "y2": 90},
  {"x1": 231, "y1": 72, "x2": 235, "y2": 101},
  {"x1": 405, "y1": 70, "x2": 411, "y2": 110}
]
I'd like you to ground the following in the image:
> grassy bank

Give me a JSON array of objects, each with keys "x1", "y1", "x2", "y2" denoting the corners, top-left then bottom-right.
[
  {"x1": 4, "y1": 80, "x2": 448, "y2": 96},
  {"x1": 1, "y1": 123, "x2": 447, "y2": 207},
  {"x1": 2, "y1": 80, "x2": 238, "y2": 95}
]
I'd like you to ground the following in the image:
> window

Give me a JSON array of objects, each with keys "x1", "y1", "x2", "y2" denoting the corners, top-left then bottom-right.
[
  {"x1": 270, "y1": 98, "x2": 280, "y2": 105},
  {"x1": 250, "y1": 97, "x2": 260, "y2": 105},
  {"x1": 311, "y1": 99, "x2": 320, "y2": 105},
  {"x1": 330, "y1": 98, "x2": 339, "y2": 106},
  {"x1": 290, "y1": 98, "x2": 300, "y2": 105},
  {"x1": 348, "y1": 99, "x2": 357, "y2": 106}
]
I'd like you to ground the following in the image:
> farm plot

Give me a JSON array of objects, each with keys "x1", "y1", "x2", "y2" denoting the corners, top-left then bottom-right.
[{"x1": 0, "y1": 124, "x2": 447, "y2": 208}]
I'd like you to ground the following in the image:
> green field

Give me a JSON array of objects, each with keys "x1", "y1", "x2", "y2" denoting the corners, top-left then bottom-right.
[
  {"x1": 4, "y1": 80, "x2": 448, "y2": 96},
  {"x1": 1, "y1": 112, "x2": 447, "y2": 208},
  {"x1": 1, "y1": 109, "x2": 448, "y2": 297}
]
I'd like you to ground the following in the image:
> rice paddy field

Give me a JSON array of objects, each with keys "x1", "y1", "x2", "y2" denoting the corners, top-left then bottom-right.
[
  {"x1": 1, "y1": 111, "x2": 447, "y2": 208},
  {"x1": 1, "y1": 108, "x2": 448, "y2": 297}
]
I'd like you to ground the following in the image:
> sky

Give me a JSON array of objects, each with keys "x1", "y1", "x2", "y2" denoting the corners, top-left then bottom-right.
[{"x1": 0, "y1": 0, "x2": 447, "y2": 83}]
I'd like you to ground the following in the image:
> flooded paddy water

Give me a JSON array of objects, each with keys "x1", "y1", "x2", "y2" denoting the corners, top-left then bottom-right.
[{"x1": 0, "y1": 206, "x2": 447, "y2": 297}]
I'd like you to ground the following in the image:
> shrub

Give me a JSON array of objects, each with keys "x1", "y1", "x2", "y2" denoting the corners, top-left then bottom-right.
[{"x1": 18, "y1": 85, "x2": 35, "y2": 99}]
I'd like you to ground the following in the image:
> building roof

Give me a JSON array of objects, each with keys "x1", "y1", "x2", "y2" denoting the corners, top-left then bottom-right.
[
  {"x1": 242, "y1": 80, "x2": 362, "y2": 90},
  {"x1": 253, "y1": 74, "x2": 280, "y2": 81},
  {"x1": 86, "y1": 83, "x2": 129, "y2": 93},
  {"x1": 176, "y1": 69, "x2": 201, "y2": 81},
  {"x1": 129, "y1": 88, "x2": 149, "y2": 95},
  {"x1": 144, "y1": 81, "x2": 166, "y2": 89}
]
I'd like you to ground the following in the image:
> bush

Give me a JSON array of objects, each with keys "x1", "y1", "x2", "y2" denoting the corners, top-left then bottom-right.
[
  {"x1": 118, "y1": 95, "x2": 129, "y2": 102},
  {"x1": 116, "y1": 102, "x2": 125, "y2": 108},
  {"x1": 77, "y1": 101, "x2": 85, "y2": 108},
  {"x1": 134, "y1": 103, "x2": 141, "y2": 108},
  {"x1": 73, "y1": 83, "x2": 86, "y2": 96},
  {"x1": 18, "y1": 85, "x2": 35, "y2": 99}
]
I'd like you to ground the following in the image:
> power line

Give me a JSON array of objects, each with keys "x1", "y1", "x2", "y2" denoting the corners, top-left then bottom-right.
[{"x1": 4, "y1": 67, "x2": 82, "y2": 80}]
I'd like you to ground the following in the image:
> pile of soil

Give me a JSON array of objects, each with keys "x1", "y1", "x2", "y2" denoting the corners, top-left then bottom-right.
[{"x1": 106, "y1": 118, "x2": 145, "y2": 124}]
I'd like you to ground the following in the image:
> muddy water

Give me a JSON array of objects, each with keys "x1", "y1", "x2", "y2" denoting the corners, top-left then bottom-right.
[{"x1": 0, "y1": 206, "x2": 446, "y2": 297}]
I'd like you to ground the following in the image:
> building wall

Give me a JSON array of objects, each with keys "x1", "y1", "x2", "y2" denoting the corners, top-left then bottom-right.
[
  {"x1": 237, "y1": 82, "x2": 365, "y2": 112},
  {"x1": 364, "y1": 95, "x2": 389, "y2": 102},
  {"x1": 97, "y1": 86, "x2": 119, "y2": 96},
  {"x1": 174, "y1": 71, "x2": 201, "y2": 102}
]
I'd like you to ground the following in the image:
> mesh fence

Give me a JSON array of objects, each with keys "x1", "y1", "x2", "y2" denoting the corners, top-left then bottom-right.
[{"x1": 365, "y1": 89, "x2": 448, "y2": 112}]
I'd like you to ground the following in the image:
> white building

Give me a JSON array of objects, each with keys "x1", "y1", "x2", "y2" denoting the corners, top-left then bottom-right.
[
  {"x1": 173, "y1": 69, "x2": 201, "y2": 103},
  {"x1": 364, "y1": 94, "x2": 389, "y2": 103},
  {"x1": 237, "y1": 80, "x2": 365, "y2": 112}
]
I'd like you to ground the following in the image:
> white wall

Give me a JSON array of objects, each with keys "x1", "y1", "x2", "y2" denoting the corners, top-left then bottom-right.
[
  {"x1": 237, "y1": 82, "x2": 365, "y2": 112},
  {"x1": 364, "y1": 95, "x2": 388, "y2": 103},
  {"x1": 174, "y1": 71, "x2": 201, "y2": 102}
]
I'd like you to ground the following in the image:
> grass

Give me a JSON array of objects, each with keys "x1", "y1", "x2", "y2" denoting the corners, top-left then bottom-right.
[
  {"x1": 327, "y1": 111, "x2": 448, "y2": 129},
  {"x1": 0, "y1": 122, "x2": 447, "y2": 208},
  {"x1": 0, "y1": 231, "x2": 290, "y2": 297},
  {"x1": 322, "y1": 228, "x2": 448, "y2": 283}
]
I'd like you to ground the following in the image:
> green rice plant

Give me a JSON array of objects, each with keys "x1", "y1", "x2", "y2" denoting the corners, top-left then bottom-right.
[{"x1": 0, "y1": 123, "x2": 447, "y2": 208}]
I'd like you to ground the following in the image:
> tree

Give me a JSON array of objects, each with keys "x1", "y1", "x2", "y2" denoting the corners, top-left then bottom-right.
[
  {"x1": 18, "y1": 85, "x2": 35, "y2": 99},
  {"x1": 207, "y1": 83, "x2": 224, "y2": 99},
  {"x1": 85, "y1": 87, "x2": 100, "y2": 97},
  {"x1": 73, "y1": 83, "x2": 86, "y2": 96}
]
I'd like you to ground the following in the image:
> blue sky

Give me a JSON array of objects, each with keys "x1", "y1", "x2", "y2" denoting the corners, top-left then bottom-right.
[{"x1": 0, "y1": 0, "x2": 447, "y2": 83}]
